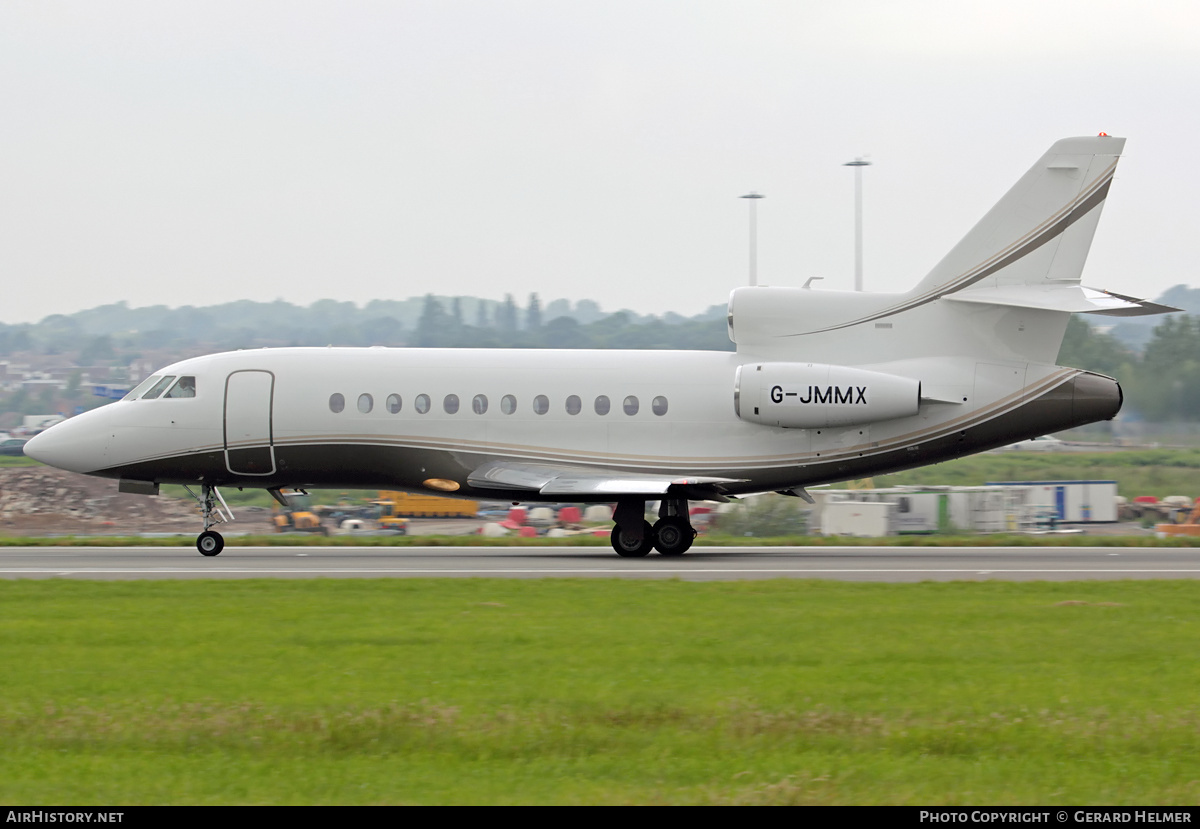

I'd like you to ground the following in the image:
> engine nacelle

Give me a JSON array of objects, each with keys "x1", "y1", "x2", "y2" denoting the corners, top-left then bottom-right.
[{"x1": 735, "y1": 362, "x2": 921, "y2": 428}]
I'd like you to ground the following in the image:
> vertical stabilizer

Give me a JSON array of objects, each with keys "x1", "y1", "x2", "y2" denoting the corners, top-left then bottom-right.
[
  {"x1": 727, "y1": 136, "x2": 1163, "y2": 366},
  {"x1": 914, "y1": 135, "x2": 1124, "y2": 298}
]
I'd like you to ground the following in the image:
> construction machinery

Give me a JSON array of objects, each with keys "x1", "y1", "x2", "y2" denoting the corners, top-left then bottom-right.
[
  {"x1": 373, "y1": 491, "x2": 478, "y2": 522},
  {"x1": 1155, "y1": 498, "x2": 1200, "y2": 538},
  {"x1": 271, "y1": 491, "x2": 329, "y2": 535}
]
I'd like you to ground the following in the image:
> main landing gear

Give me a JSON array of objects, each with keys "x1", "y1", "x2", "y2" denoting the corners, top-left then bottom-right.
[
  {"x1": 183, "y1": 484, "x2": 233, "y2": 556},
  {"x1": 609, "y1": 498, "x2": 696, "y2": 558}
]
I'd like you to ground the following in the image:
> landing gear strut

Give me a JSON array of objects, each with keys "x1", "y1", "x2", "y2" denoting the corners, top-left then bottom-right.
[
  {"x1": 609, "y1": 498, "x2": 695, "y2": 557},
  {"x1": 184, "y1": 484, "x2": 233, "y2": 556}
]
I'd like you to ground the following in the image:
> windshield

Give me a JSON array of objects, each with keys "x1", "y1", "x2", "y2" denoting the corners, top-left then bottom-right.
[
  {"x1": 139, "y1": 376, "x2": 177, "y2": 400},
  {"x1": 123, "y1": 375, "x2": 163, "y2": 401},
  {"x1": 122, "y1": 374, "x2": 198, "y2": 400}
]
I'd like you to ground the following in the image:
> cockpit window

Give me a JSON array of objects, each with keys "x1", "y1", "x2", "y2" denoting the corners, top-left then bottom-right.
[
  {"x1": 140, "y1": 376, "x2": 177, "y2": 400},
  {"x1": 163, "y1": 376, "x2": 197, "y2": 398},
  {"x1": 123, "y1": 375, "x2": 162, "y2": 401}
]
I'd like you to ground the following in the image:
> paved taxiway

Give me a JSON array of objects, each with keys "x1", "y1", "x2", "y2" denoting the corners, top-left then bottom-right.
[{"x1": 2, "y1": 545, "x2": 1200, "y2": 581}]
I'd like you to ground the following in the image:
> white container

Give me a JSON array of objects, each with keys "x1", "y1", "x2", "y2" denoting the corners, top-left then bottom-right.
[{"x1": 822, "y1": 500, "x2": 895, "y2": 537}]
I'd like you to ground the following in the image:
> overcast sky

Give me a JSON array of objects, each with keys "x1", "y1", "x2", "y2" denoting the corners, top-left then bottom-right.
[{"x1": 2, "y1": 0, "x2": 1198, "y2": 324}]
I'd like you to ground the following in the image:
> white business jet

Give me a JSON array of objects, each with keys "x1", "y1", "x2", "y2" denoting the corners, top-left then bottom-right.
[{"x1": 25, "y1": 135, "x2": 1174, "y2": 557}]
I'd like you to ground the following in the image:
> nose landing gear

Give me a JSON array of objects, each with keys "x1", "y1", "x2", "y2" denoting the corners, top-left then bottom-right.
[
  {"x1": 197, "y1": 530, "x2": 224, "y2": 556},
  {"x1": 183, "y1": 484, "x2": 233, "y2": 556}
]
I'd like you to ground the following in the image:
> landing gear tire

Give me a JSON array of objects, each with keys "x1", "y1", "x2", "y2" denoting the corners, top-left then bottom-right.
[
  {"x1": 653, "y1": 517, "x2": 695, "y2": 556},
  {"x1": 187, "y1": 484, "x2": 232, "y2": 557},
  {"x1": 197, "y1": 530, "x2": 224, "y2": 557},
  {"x1": 611, "y1": 521, "x2": 655, "y2": 558}
]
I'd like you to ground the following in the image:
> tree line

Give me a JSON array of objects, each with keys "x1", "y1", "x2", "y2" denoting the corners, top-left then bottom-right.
[
  {"x1": 1056, "y1": 314, "x2": 1200, "y2": 422},
  {"x1": 0, "y1": 293, "x2": 727, "y2": 358},
  {"x1": 3, "y1": 292, "x2": 1200, "y2": 423}
]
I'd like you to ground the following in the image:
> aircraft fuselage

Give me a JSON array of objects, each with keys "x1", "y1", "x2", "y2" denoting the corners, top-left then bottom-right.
[{"x1": 29, "y1": 346, "x2": 1119, "y2": 501}]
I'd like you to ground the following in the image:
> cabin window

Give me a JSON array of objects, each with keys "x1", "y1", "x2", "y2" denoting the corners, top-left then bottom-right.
[
  {"x1": 533, "y1": 395, "x2": 549, "y2": 415},
  {"x1": 164, "y1": 376, "x2": 196, "y2": 399},
  {"x1": 415, "y1": 394, "x2": 431, "y2": 414},
  {"x1": 444, "y1": 394, "x2": 460, "y2": 414},
  {"x1": 358, "y1": 393, "x2": 374, "y2": 414},
  {"x1": 141, "y1": 376, "x2": 177, "y2": 401},
  {"x1": 623, "y1": 395, "x2": 639, "y2": 416},
  {"x1": 329, "y1": 393, "x2": 345, "y2": 413},
  {"x1": 501, "y1": 394, "x2": 517, "y2": 415},
  {"x1": 386, "y1": 394, "x2": 402, "y2": 414},
  {"x1": 472, "y1": 394, "x2": 488, "y2": 414},
  {"x1": 652, "y1": 395, "x2": 668, "y2": 416},
  {"x1": 124, "y1": 375, "x2": 162, "y2": 401},
  {"x1": 565, "y1": 395, "x2": 581, "y2": 415},
  {"x1": 594, "y1": 395, "x2": 610, "y2": 415}
]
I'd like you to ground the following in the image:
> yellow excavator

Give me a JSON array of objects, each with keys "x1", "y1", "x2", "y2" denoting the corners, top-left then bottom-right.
[{"x1": 270, "y1": 490, "x2": 329, "y2": 535}]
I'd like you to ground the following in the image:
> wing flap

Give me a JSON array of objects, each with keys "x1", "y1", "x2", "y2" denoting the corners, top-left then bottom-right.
[{"x1": 468, "y1": 460, "x2": 744, "y2": 499}]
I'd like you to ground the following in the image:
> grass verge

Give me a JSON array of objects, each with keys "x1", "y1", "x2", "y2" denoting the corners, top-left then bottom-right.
[
  {"x1": 1, "y1": 533, "x2": 1198, "y2": 547},
  {"x1": 1, "y1": 579, "x2": 1198, "y2": 804},
  {"x1": 865, "y1": 448, "x2": 1200, "y2": 499}
]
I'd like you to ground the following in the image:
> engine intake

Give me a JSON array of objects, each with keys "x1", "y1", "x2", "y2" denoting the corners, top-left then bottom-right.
[{"x1": 735, "y1": 362, "x2": 920, "y2": 428}]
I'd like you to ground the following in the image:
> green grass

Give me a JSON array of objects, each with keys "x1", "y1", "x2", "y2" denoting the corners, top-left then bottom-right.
[
  {"x1": 0, "y1": 456, "x2": 38, "y2": 467},
  {"x1": 862, "y1": 448, "x2": 1200, "y2": 500},
  {"x1": 2, "y1": 533, "x2": 1200, "y2": 548},
  {"x1": 1, "y1": 579, "x2": 1199, "y2": 804}
]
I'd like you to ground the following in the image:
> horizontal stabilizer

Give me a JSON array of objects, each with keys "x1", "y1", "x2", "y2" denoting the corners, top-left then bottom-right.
[
  {"x1": 468, "y1": 460, "x2": 744, "y2": 499},
  {"x1": 944, "y1": 285, "x2": 1180, "y2": 316},
  {"x1": 1083, "y1": 289, "x2": 1182, "y2": 317}
]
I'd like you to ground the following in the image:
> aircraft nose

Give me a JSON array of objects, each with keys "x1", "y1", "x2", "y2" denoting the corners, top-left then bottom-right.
[{"x1": 23, "y1": 414, "x2": 109, "y2": 474}]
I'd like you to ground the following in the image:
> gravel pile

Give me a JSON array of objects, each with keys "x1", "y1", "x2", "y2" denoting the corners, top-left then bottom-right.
[{"x1": 0, "y1": 467, "x2": 272, "y2": 535}]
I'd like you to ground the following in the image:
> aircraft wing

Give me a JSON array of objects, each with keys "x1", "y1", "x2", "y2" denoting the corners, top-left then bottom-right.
[{"x1": 467, "y1": 460, "x2": 745, "y2": 501}]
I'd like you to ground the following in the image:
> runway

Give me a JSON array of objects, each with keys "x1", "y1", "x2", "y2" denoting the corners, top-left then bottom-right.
[{"x1": 3, "y1": 545, "x2": 1200, "y2": 581}]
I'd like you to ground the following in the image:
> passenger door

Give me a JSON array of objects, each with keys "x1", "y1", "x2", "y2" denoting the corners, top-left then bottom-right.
[{"x1": 224, "y1": 370, "x2": 276, "y2": 476}]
